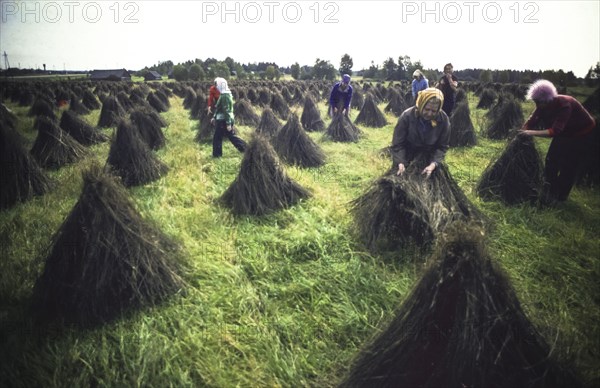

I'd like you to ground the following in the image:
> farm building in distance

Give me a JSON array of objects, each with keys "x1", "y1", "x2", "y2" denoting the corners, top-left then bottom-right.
[
  {"x1": 144, "y1": 71, "x2": 163, "y2": 81},
  {"x1": 89, "y1": 69, "x2": 132, "y2": 81}
]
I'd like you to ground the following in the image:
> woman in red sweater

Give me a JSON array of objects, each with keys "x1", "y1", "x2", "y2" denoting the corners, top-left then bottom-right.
[{"x1": 520, "y1": 79, "x2": 596, "y2": 203}]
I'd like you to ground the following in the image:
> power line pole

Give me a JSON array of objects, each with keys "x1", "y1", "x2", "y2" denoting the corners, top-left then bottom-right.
[{"x1": 2, "y1": 51, "x2": 9, "y2": 70}]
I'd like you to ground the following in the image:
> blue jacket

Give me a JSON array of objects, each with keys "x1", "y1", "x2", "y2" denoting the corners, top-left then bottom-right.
[
  {"x1": 411, "y1": 78, "x2": 429, "y2": 98},
  {"x1": 329, "y1": 82, "x2": 353, "y2": 109}
]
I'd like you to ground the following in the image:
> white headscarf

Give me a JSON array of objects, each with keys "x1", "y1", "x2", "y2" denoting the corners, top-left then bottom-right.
[{"x1": 216, "y1": 78, "x2": 231, "y2": 94}]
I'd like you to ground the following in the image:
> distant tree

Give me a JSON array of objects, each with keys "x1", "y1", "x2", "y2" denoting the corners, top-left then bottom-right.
[
  {"x1": 363, "y1": 61, "x2": 380, "y2": 79},
  {"x1": 584, "y1": 62, "x2": 600, "y2": 86},
  {"x1": 234, "y1": 63, "x2": 247, "y2": 80},
  {"x1": 224, "y1": 57, "x2": 236, "y2": 72},
  {"x1": 189, "y1": 64, "x2": 205, "y2": 81},
  {"x1": 204, "y1": 58, "x2": 219, "y2": 71},
  {"x1": 397, "y1": 56, "x2": 407, "y2": 80},
  {"x1": 400, "y1": 56, "x2": 413, "y2": 77},
  {"x1": 406, "y1": 60, "x2": 422, "y2": 80},
  {"x1": 382, "y1": 57, "x2": 397, "y2": 80},
  {"x1": 497, "y1": 70, "x2": 510, "y2": 83},
  {"x1": 300, "y1": 67, "x2": 312, "y2": 80},
  {"x1": 172, "y1": 64, "x2": 189, "y2": 81},
  {"x1": 265, "y1": 65, "x2": 277, "y2": 80},
  {"x1": 424, "y1": 70, "x2": 438, "y2": 84},
  {"x1": 312, "y1": 59, "x2": 337, "y2": 80},
  {"x1": 340, "y1": 54, "x2": 353, "y2": 76},
  {"x1": 291, "y1": 62, "x2": 300, "y2": 80},
  {"x1": 520, "y1": 74, "x2": 532, "y2": 84},
  {"x1": 150, "y1": 60, "x2": 173, "y2": 76},
  {"x1": 479, "y1": 69, "x2": 493, "y2": 83},
  {"x1": 208, "y1": 61, "x2": 231, "y2": 79}
]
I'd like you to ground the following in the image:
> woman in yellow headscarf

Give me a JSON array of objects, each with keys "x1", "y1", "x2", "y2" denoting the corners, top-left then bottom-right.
[{"x1": 391, "y1": 87, "x2": 450, "y2": 177}]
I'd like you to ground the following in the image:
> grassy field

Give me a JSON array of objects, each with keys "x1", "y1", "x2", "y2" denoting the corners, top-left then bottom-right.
[{"x1": 1, "y1": 88, "x2": 599, "y2": 387}]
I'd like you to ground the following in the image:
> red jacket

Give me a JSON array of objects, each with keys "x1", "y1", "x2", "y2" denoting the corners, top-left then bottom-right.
[
  {"x1": 524, "y1": 95, "x2": 595, "y2": 137},
  {"x1": 208, "y1": 85, "x2": 220, "y2": 110}
]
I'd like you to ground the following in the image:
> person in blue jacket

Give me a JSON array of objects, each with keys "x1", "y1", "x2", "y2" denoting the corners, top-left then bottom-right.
[
  {"x1": 329, "y1": 74, "x2": 353, "y2": 117},
  {"x1": 411, "y1": 69, "x2": 429, "y2": 105}
]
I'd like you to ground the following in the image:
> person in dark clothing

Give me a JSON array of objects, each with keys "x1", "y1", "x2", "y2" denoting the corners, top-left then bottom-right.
[
  {"x1": 520, "y1": 79, "x2": 596, "y2": 203},
  {"x1": 210, "y1": 78, "x2": 246, "y2": 158},
  {"x1": 436, "y1": 63, "x2": 458, "y2": 116},
  {"x1": 392, "y1": 88, "x2": 450, "y2": 177},
  {"x1": 329, "y1": 74, "x2": 353, "y2": 117}
]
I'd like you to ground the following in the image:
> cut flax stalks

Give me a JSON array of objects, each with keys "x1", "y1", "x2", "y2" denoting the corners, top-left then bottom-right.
[
  {"x1": 195, "y1": 105, "x2": 214, "y2": 144},
  {"x1": 256, "y1": 107, "x2": 282, "y2": 138},
  {"x1": 31, "y1": 164, "x2": 185, "y2": 327},
  {"x1": 300, "y1": 96, "x2": 325, "y2": 132},
  {"x1": 59, "y1": 110, "x2": 109, "y2": 146},
  {"x1": 68, "y1": 95, "x2": 90, "y2": 115},
  {"x1": 341, "y1": 222, "x2": 582, "y2": 388},
  {"x1": 0, "y1": 102, "x2": 18, "y2": 130},
  {"x1": 476, "y1": 87, "x2": 498, "y2": 109},
  {"x1": 220, "y1": 134, "x2": 311, "y2": 216},
  {"x1": 28, "y1": 97, "x2": 56, "y2": 120},
  {"x1": 97, "y1": 95, "x2": 126, "y2": 128},
  {"x1": 484, "y1": 94, "x2": 524, "y2": 140},
  {"x1": 30, "y1": 116, "x2": 88, "y2": 170},
  {"x1": 477, "y1": 133, "x2": 544, "y2": 205},
  {"x1": 147, "y1": 91, "x2": 169, "y2": 113},
  {"x1": 270, "y1": 91, "x2": 291, "y2": 120},
  {"x1": 384, "y1": 92, "x2": 410, "y2": 117},
  {"x1": 351, "y1": 154, "x2": 483, "y2": 252},
  {"x1": 272, "y1": 113, "x2": 326, "y2": 168},
  {"x1": 354, "y1": 93, "x2": 388, "y2": 128},
  {"x1": 106, "y1": 119, "x2": 169, "y2": 187},
  {"x1": 82, "y1": 89, "x2": 101, "y2": 110},
  {"x1": 130, "y1": 108, "x2": 166, "y2": 151},
  {"x1": 351, "y1": 173, "x2": 434, "y2": 251},
  {"x1": 234, "y1": 98, "x2": 261, "y2": 126},
  {"x1": 0, "y1": 122, "x2": 53, "y2": 210},
  {"x1": 449, "y1": 101, "x2": 477, "y2": 147},
  {"x1": 326, "y1": 113, "x2": 361, "y2": 142}
]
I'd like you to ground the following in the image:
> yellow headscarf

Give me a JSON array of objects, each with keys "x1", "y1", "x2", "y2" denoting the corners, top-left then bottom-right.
[{"x1": 415, "y1": 88, "x2": 444, "y2": 127}]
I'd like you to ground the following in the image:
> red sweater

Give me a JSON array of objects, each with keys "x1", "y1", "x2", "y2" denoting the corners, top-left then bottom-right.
[
  {"x1": 208, "y1": 86, "x2": 220, "y2": 109},
  {"x1": 524, "y1": 95, "x2": 595, "y2": 137}
]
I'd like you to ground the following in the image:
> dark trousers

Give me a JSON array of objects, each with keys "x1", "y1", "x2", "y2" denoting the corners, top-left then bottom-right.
[
  {"x1": 544, "y1": 135, "x2": 588, "y2": 201},
  {"x1": 212, "y1": 120, "x2": 246, "y2": 157},
  {"x1": 442, "y1": 98, "x2": 455, "y2": 116}
]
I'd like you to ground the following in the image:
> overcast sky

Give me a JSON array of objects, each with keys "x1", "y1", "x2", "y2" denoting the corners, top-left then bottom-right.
[{"x1": 0, "y1": 0, "x2": 598, "y2": 76}]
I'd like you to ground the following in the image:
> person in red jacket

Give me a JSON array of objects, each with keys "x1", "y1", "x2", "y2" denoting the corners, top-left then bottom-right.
[
  {"x1": 520, "y1": 79, "x2": 596, "y2": 203},
  {"x1": 207, "y1": 77, "x2": 222, "y2": 114}
]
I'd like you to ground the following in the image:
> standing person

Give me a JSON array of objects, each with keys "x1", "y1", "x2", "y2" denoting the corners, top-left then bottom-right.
[
  {"x1": 392, "y1": 88, "x2": 450, "y2": 177},
  {"x1": 520, "y1": 79, "x2": 596, "y2": 204},
  {"x1": 436, "y1": 63, "x2": 458, "y2": 115},
  {"x1": 329, "y1": 74, "x2": 353, "y2": 117},
  {"x1": 207, "y1": 77, "x2": 222, "y2": 114},
  {"x1": 411, "y1": 69, "x2": 429, "y2": 105},
  {"x1": 210, "y1": 78, "x2": 246, "y2": 158}
]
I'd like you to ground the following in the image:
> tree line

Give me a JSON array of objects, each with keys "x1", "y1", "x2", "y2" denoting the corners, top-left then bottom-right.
[
  {"x1": 5, "y1": 54, "x2": 595, "y2": 86},
  {"x1": 139, "y1": 55, "x2": 599, "y2": 87}
]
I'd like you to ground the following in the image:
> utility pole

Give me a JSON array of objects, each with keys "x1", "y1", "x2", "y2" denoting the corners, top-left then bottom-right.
[
  {"x1": 2, "y1": 51, "x2": 9, "y2": 70},
  {"x1": 2, "y1": 51, "x2": 9, "y2": 78}
]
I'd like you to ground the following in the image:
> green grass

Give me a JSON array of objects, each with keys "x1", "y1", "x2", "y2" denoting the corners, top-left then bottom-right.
[{"x1": 1, "y1": 91, "x2": 598, "y2": 387}]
